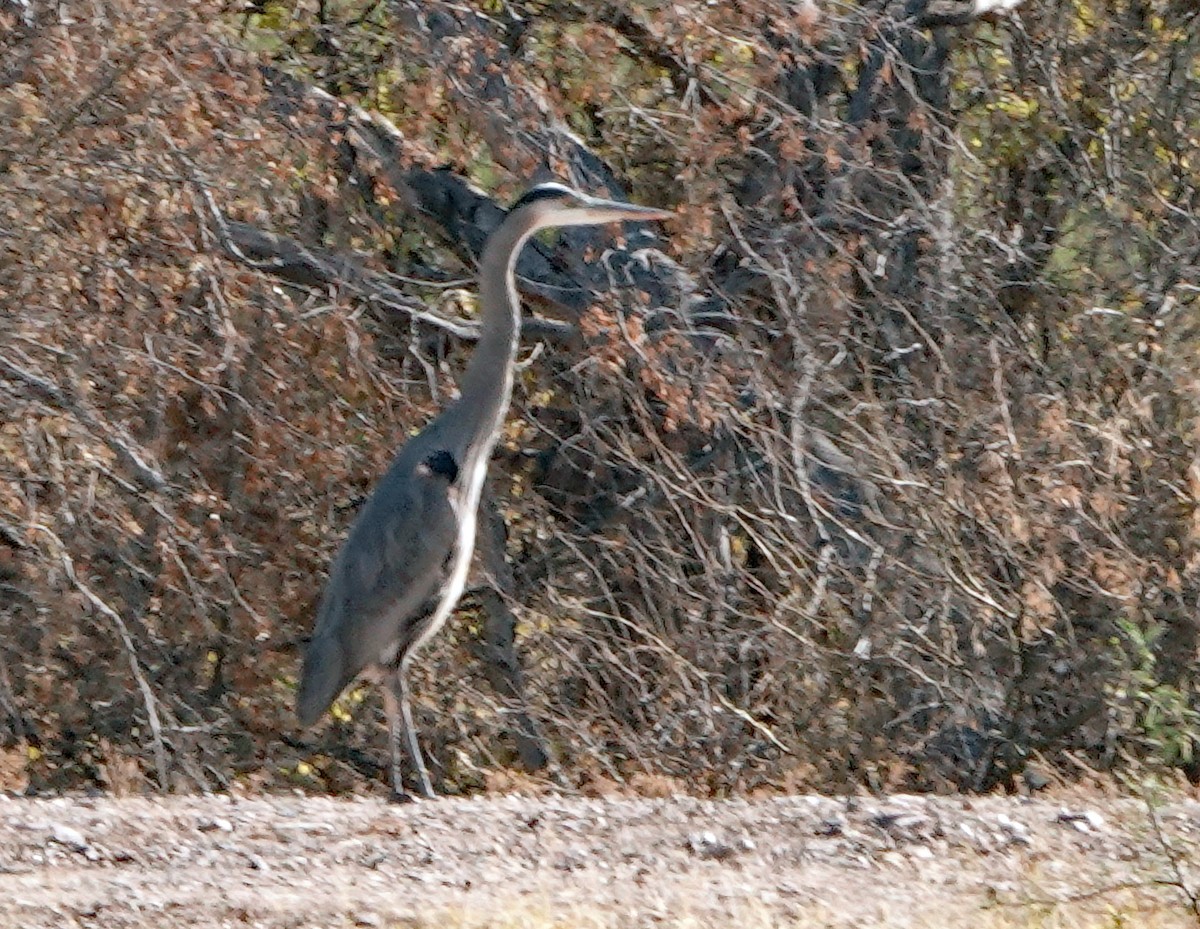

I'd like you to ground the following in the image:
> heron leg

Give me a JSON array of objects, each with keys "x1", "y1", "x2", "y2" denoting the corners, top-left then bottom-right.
[
  {"x1": 380, "y1": 682, "x2": 411, "y2": 802},
  {"x1": 385, "y1": 665, "x2": 435, "y2": 800}
]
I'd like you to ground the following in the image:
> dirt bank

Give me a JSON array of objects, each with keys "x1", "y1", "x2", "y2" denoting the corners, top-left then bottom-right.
[{"x1": 0, "y1": 791, "x2": 1197, "y2": 928}]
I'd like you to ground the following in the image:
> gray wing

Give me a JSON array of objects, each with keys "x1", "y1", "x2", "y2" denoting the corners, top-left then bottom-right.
[{"x1": 297, "y1": 448, "x2": 460, "y2": 725}]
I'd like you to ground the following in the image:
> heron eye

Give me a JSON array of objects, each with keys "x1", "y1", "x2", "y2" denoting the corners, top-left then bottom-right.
[{"x1": 422, "y1": 450, "x2": 460, "y2": 483}]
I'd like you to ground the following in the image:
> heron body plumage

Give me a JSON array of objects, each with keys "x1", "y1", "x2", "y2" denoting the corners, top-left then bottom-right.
[
  {"x1": 297, "y1": 183, "x2": 672, "y2": 800},
  {"x1": 296, "y1": 436, "x2": 459, "y2": 726}
]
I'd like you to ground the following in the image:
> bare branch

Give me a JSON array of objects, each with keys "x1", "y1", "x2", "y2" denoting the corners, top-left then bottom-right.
[
  {"x1": 220, "y1": 221, "x2": 579, "y2": 346},
  {"x1": 0, "y1": 353, "x2": 166, "y2": 491},
  {"x1": 32, "y1": 525, "x2": 170, "y2": 789}
]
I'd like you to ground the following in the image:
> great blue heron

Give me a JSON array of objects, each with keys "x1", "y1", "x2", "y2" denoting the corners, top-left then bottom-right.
[{"x1": 297, "y1": 182, "x2": 673, "y2": 800}]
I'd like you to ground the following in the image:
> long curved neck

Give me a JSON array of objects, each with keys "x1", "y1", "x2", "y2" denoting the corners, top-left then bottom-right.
[{"x1": 451, "y1": 214, "x2": 533, "y2": 455}]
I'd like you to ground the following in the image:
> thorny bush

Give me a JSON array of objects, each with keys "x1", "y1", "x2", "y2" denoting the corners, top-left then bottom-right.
[{"x1": 1, "y1": 0, "x2": 1199, "y2": 795}]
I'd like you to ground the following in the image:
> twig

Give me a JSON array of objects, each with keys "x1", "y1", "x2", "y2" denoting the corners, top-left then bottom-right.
[
  {"x1": 0, "y1": 13, "x2": 190, "y2": 176},
  {"x1": 0, "y1": 647, "x2": 28, "y2": 744},
  {"x1": 1145, "y1": 796, "x2": 1200, "y2": 922},
  {"x1": 31, "y1": 525, "x2": 170, "y2": 789},
  {"x1": 0, "y1": 353, "x2": 166, "y2": 491}
]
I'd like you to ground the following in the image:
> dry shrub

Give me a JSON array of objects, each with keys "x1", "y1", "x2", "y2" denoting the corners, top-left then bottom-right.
[{"x1": 2, "y1": 0, "x2": 1198, "y2": 795}]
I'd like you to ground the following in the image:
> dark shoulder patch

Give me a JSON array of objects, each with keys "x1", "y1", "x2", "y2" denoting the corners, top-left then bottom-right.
[
  {"x1": 417, "y1": 449, "x2": 460, "y2": 484},
  {"x1": 509, "y1": 183, "x2": 576, "y2": 211}
]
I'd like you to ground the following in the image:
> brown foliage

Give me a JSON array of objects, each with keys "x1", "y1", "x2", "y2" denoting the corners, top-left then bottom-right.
[{"x1": 2, "y1": 0, "x2": 1199, "y2": 796}]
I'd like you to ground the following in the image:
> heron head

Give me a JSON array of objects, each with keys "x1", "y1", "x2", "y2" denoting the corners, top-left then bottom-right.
[{"x1": 509, "y1": 182, "x2": 673, "y2": 229}]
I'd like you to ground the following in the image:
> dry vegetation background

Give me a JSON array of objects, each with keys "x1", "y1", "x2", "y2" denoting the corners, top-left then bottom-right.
[{"x1": 2, "y1": 0, "x2": 1200, "y2": 799}]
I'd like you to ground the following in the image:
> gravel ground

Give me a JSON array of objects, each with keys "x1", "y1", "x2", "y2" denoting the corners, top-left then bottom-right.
[{"x1": 0, "y1": 791, "x2": 1198, "y2": 928}]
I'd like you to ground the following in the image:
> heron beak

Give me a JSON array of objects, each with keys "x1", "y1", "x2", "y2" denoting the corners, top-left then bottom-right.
[{"x1": 579, "y1": 194, "x2": 674, "y2": 224}]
